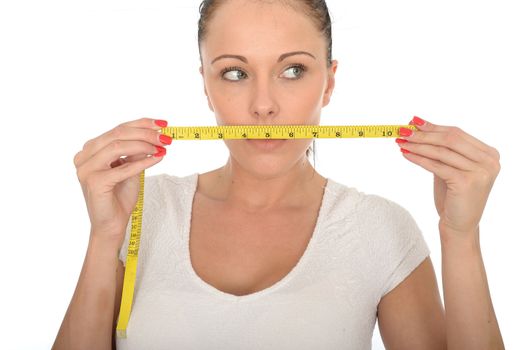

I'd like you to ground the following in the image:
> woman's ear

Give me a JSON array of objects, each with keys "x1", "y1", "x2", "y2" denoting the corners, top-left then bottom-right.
[
  {"x1": 322, "y1": 59, "x2": 338, "y2": 107},
  {"x1": 199, "y1": 66, "x2": 214, "y2": 112}
]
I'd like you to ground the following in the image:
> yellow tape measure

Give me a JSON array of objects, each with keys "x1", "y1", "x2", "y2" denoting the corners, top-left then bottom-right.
[
  {"x1": 115, "y1": 124, "x2": 416, "y2": 338},
  {"x1": 159, "y1": 124, "x2": 415, "y2": 140},
  {"x1": 116, "y1": 170, "x2": 145, "y2": 339}
]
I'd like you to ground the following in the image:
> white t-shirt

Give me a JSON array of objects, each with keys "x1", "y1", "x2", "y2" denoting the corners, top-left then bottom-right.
[{"x1": 116, "y1": 173, "x2": 430, "y2": 350}]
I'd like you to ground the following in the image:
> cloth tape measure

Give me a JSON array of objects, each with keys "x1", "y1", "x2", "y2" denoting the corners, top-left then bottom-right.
[{"x1": 115, "y1": 124, "x2": 416, "y2": 338}]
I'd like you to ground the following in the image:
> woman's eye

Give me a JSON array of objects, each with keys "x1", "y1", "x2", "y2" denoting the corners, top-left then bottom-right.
[
  {"x1": 222, "y1": 68, "x2": 247, "y2": 81},
  {"x1": 281, "y1": 65, "x2": 306, "y2": 79},
  {"x1": 221, "y1": 64, "x2": 306, "y2": 81}
]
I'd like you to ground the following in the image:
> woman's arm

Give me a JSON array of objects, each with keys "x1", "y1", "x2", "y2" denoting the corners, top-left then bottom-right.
[
  {"x1": 54, "y1": 117, "x2": 167, "y2": 349},
  {"x1": 52, "y1": 231, "x2": 122, "y2": 350},
  {"x1": 377, "y1": 256, "x2": 447, "y2": 349},
  {"x1": 394, "y1": 116, "x2": 505, "y2": 348},
  {"x1": 440, "y1": 226, "x2": 504, "y2": 350},
  {"x1": 377, "y1": 234, "x2": 504, "y2": 350}
]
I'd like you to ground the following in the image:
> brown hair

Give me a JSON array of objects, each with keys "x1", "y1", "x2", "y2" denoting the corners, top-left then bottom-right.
[{"x1": 197, "y1": 0, "x2": 334, "y2": 160}]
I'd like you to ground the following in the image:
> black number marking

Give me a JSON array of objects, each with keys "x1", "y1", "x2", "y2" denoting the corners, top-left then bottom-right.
[
  {"x1": 335, "y1": 131, "x2": 341, "y2": 137},
  {"x1": 265, "y1": 132, "x2": 271, "y2": 138},
  {"x1": 194, "y1": 133, "x2": 200, "y2": 139},
  {"x1": 242, "y1": 133, "x2": 247, "y2": 138},
  {"x1": 289, "y1": 132, "x2": 294, "y2": 138},
  {"x1": 218, "y1": 133, "x2": 223, "y2": 139},
  {"x1": 312, "y1": 131, "x2": 318, "y2": 138},
  {"x1": 358, "y1": 131, "x2": 364, "y2": 137}
]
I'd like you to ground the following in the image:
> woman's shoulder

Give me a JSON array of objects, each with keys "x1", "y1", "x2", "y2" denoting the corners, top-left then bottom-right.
[
  {"x1": 144, "y1": 172, "x2": 199, "y2": 192},
  {"x1": 325, "y1": 177, "x2": 429, "y2": 269},
  {"x1": 325, "y1": 177, "x2": 417, "y2": 227},
  {"x1": 144, "y1": 171, "x2": 198, "y2": 184},
  {"x1": 118, "y1": 172, "x2": 199, "y2": 265},
  {"x1": 135, "y1": 172, "x2": 199, "y2": 214}
]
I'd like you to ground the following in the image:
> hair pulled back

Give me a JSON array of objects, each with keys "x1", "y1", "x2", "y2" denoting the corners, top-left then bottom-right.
[{"x1": 197, "y1": 0, "x2": 333, "y2": 67}]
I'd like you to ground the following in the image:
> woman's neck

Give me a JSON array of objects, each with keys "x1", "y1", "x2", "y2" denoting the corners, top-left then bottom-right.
[{"x1": 197, "y1": 156, "x2": 326, "y2": 212}]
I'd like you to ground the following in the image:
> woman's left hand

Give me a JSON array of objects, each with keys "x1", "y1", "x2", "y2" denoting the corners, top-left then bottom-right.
[{"x1": 395, "y1": 116, "x2": 501, "y2": 241}]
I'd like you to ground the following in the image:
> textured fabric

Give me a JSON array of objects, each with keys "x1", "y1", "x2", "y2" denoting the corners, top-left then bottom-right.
[{"x1": 116, "y1": 173, "x2": 430, "y2": 350}]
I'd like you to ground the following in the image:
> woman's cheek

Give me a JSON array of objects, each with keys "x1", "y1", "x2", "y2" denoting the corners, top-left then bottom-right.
[
  {"x1": 281, "y1": 81, "x2": 325, "y2": 117},
  {"x1": 211, "y1": 91, "x2": 248, "y2": 123}
]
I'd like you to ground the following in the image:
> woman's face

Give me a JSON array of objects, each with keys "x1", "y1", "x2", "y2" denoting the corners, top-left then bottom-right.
[{"x1": 199, "y1": 0, "x2": 338, "y2": 178}]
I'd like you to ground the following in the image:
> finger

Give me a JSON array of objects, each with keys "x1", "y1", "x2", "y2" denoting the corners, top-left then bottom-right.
[
  {"x1": 398, "y1": 129, "x2": 489, "y2": 164},
  {"x1": 98, "y1": 154, "x2": 165, "y2": 188},
  {"x1": 400, "y1": 149, "x2": 459, "y2": 181},
  {"x1": 110, "y1": 153, "x2": 151, "y2": 168},
  {"x1": 94, "y1": 140, "x2": 164, "y2": 170},
  {"x1": 397, "y1": 141, "x2": 478, "y2": 171},
  {"x1": 110, "y1": 157, "x2": 126, "y2": 168},
  {"x1": 77, "y1": 140, "x2": 165, "y2": 180},
  {"x1": 74, "y1": 118, "x2": 169, "y2": 168},
  {"x1": 408, "y1": 116, "x2": 496, "y2": 156},
  {"x1": 76, "y1": 118, "x2": 168, "y2": 167}
]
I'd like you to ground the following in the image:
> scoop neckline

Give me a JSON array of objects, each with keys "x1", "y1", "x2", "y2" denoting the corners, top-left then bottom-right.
[{"x1": 182, "y1": 172, "x2": 334, "y2": 302}]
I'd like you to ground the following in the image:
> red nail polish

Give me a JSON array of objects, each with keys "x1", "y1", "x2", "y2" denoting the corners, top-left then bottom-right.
[
  {"x1": 153, "y1": 146, "x2": 166, "y2": 157},
  {"x1": 400, "y1": 148, "x2": 411, "y2": 154},
  {"x1": 154, "y1": 119, "x2": 168, "y2": 127},
  {"x1": 399, "y1": 127, "x2": 413, "y2": 137},
  {"x1": 159, "y1": 134, "x2": 172, "y2": 145},
  {"x1": 412, "y1": 116, "x2": 425, "y2": 126},
  {"x1": 395, "y1": 138, "x2": 408, "y2": 144}
]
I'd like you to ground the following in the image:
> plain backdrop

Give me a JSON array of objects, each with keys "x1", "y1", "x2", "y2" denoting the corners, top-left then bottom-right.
[{"x1": 1, "y1": 0, "x2": 525, "y2": 349}]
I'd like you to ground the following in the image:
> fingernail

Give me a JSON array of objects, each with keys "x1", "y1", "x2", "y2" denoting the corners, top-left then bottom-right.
[
  {"x1": 399, "y1": 127, "x2": 413, "y2": 137},
  {"x1": 400, "y1": 148, "x2": 411, "y2": 154},
  {"x1": 411, "y1": 116, "x2": 425, "y2": 126},
  {"x1": 159, "y1": 134, "x2": 172, "y2": 145},
  {"x1": 395, "y1": 138, "x2": 408, "y2": 144},
  {"x1": 154, "y1": 119, "x2": 168, "y2": 127},
  {"x1": 153, "y1": 146, "x2": 166, "y2": 157}
]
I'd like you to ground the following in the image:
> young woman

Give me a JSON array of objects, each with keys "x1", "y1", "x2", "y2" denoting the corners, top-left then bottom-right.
[{"x1": 53, "y1": 0, "x2": 504, "y2": 349}]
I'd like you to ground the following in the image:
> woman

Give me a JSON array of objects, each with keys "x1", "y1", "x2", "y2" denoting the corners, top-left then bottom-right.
[{"x1": 53, "y1": 0, "x2": 504, "y2": 349}]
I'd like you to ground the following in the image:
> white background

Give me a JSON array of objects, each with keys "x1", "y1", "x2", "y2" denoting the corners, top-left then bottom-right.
[{"x1": 1, "y1": 0, "x2": 525, "y2": 348}]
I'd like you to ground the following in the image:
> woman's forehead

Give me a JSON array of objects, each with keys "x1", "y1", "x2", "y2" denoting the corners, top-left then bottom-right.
[{"x1": 201, "y1": 0, "x2": 324, "y2": 59}]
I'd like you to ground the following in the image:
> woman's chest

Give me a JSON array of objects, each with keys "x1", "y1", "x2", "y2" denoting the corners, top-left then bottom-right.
[{"x1": 188, "y1": 199, "x2": 320, "y2": 297}]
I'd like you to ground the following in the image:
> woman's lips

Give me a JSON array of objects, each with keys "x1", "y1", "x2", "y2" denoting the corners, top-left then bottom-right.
[{"x1": 245, "y1": 139, "x2": 287, "y2": 151}]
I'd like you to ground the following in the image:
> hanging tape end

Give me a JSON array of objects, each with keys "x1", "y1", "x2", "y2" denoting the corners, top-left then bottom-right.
[{"x1": 116, "y1": 329, "x2": 127, "y2": 339}]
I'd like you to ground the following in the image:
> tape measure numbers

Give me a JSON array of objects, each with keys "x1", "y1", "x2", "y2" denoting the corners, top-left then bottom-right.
[
  {"x1": 159, "y1": 124, "x2": 416, "y2": 140},
  {"x1": 116, "y1": 170, "x2": 145, "y2": 339},
  {"x1": 115, "y1": 124, "x2": 416, "y2": 338}
]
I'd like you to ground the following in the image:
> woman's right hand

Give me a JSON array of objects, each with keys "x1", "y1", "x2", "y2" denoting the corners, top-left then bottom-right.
[{"x1": 73, "y1": 118, "x2": 172, "y2": 246}]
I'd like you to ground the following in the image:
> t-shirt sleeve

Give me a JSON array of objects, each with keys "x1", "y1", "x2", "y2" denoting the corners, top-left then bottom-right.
[{"x1": 375, "y1": 197, "x2": 431, "y2": 298}]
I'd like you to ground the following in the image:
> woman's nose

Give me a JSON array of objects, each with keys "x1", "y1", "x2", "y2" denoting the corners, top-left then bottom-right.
[{"x1": 250, "y1": 80, "x2": 280, "y2": 119}]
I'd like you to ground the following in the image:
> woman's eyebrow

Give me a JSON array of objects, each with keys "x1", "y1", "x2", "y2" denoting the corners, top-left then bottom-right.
[{"x1": 210, "y1": 51, "x2": 316, "y2": 65}]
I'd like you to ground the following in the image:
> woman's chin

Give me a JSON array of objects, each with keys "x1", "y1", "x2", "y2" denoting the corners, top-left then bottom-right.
[
  {"x1": 245, "y1": 139, "x2": 287, "y2": 151},
  {"x1": 224, "y1": 139, "x2": 311, "y2": 177},
  {"x1": 238, "y1": 156, "x2": 307, "y2": 179}
]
